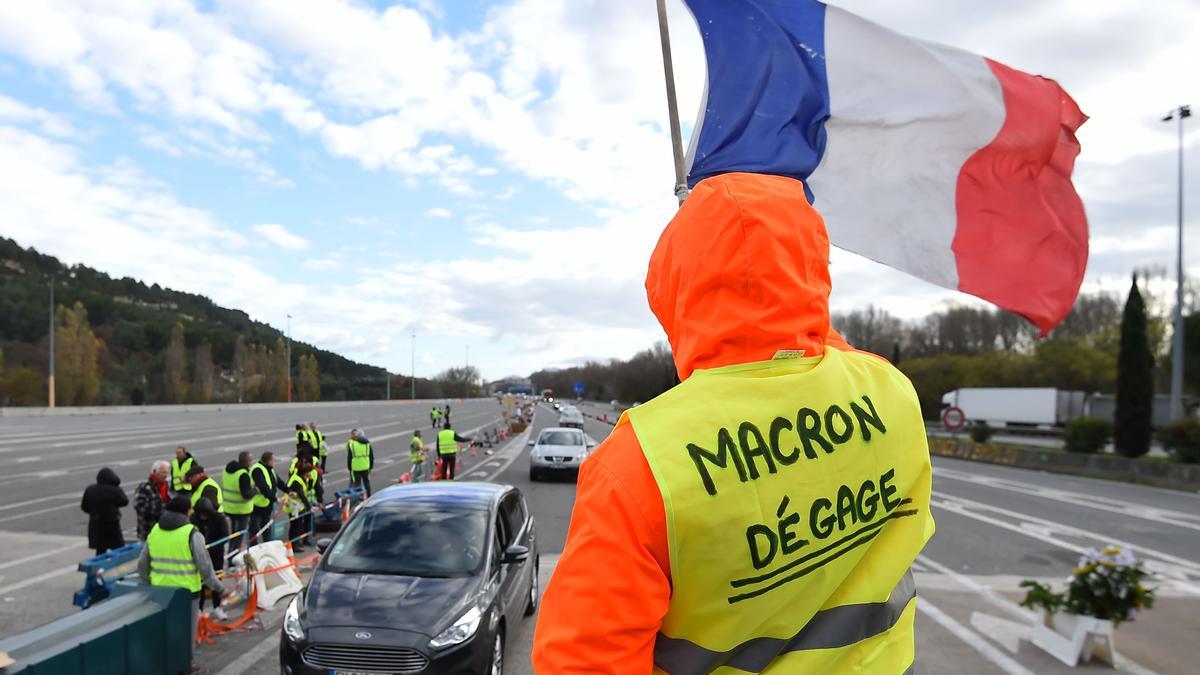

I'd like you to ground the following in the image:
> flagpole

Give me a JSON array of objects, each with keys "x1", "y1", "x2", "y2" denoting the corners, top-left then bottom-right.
[{"x1": 656, "y1": 0, "x2": 688, "y2": 206}]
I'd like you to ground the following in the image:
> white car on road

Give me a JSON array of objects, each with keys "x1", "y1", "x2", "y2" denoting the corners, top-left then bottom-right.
[
  {"x1": 558, "y1": 405, "x2": 585, "y2": 429},
  {"x1": 528, "y1": 427, "x2": 594, "y2": 481}
]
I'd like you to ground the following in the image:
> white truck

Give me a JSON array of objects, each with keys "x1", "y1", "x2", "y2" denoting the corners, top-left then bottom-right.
[{"x1": 941, "y1": 388, "x2": 1087, "y2": 429}]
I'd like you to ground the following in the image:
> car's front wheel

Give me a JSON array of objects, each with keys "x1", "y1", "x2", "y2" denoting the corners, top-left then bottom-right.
[
  {"x1": 524, "y1": 555, "x2": 540, "y2": 616},
  {"x1": 490, "y1": 627, "x2": 505, "y2": 675},
  {"x1": 529, "y1": 466, "x2": 539, "y2": 481}
]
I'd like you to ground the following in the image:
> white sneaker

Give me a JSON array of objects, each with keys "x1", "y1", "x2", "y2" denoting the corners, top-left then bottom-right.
[{"x1": 210, "y1": 607, "x2": 228, "y2": 622}]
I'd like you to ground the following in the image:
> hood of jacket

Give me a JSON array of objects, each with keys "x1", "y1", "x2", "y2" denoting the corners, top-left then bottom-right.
[
  {"x1": 156, "y1": 509, "x2": 191, "y2": 531},
  {"x1": 224, "y1": 460, "x2": 242, "y2": 474},
  {"x1": 646, "y1": 173, "x2": 836, "y2": 380},
  {"x1": 96, "y1": 467, "x2": 121, "y2": 487}
]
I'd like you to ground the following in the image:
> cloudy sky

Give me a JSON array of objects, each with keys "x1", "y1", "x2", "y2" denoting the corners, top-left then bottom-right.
[{"x1": 0, "y1": 0, "x2": 1197, "y2": 380}]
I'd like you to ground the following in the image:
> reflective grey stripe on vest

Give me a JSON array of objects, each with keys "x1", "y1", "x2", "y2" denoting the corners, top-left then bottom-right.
[
  {"x1": 151, "y1": 557, "x2": 195, "y2": 566},
  {"x1": 653, "y1": 570, "x2": 916, "y2": 674}
]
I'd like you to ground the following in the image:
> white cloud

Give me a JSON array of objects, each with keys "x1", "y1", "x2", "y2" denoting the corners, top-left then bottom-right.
[
  {"x1": 423, "y1": 207, "x2": 452, "y2": 219},
  {"x1": 251, "y1": 223, "x2": 309, "y2": 250},
  {"x1": 0, "y1": 94, "x2": 75, "y2": 137}
]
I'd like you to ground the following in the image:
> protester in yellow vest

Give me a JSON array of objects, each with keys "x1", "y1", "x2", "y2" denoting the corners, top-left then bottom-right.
[
  {"x1": 533, "y1": 174, "x2": 935, "y2": 673},
  {"x1": 409, "y1": 431, "x2": 427, "y2": 483},
  {"x1": 346, "y1": 429, "x2": 374, "y2": 497},
  {"x1": 309, "y1": 422, "x2": 328, "y2": 471},
  {"x1": 436, "y1": 424, "x2": 473, "y2": 481},
  {"x1": 171, "y1": 446, "x2": 194, "y2": 494},
  {"x1": 248, "y1": 452, "x2": 279, "y2": 545},
  {"x1": 221, "y1": 451, "x2": 258, "y2": 544},
  {"x1": 138, "y1": 496, "x2": 225, "y2": 666}
]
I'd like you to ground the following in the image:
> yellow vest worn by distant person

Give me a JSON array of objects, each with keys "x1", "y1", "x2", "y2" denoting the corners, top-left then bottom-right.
[{"x1": 625, "y1": 347, "x2": 934, "y2": 674}]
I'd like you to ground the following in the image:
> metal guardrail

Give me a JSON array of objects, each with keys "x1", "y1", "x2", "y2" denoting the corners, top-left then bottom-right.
[{"x1": 0, "y1": 584, "x2": 191, "y2": 675}]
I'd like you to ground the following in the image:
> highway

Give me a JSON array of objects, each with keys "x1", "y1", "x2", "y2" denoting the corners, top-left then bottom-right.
[{"x1": 0, "y1": 399, "x2": 1197, "y2": 673}]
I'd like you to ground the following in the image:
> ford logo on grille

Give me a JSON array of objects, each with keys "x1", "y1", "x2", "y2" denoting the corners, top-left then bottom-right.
[{"x1": 354, "y1": 631, "x2": 372, "y2": 640}]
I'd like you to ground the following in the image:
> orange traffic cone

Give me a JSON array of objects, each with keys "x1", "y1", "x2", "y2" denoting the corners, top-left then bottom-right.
[{"x1": 341, "y1": 499, "x2": 350, "y2": 524}]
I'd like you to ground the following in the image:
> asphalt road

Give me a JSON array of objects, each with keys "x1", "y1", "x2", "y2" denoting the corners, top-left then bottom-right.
[{"x1": 1, "y1": 399, "x2": 1198, "y2": 674}]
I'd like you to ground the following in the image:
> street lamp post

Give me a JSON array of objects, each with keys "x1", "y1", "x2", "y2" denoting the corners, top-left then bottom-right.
[
  {"x1": 47, "y1": 279, "x2": 55, "y2": 408},
  {"x1": 286, "y1": 314, "x2": 293, "y2": 404},
  {"x1": 1164, "y1": 105, "x2": 1191, "y2": 421},
  {"x1": 411, "y1": 333, "x2": 416, "y2": 401},
  {"x1": 386, "y1": 369, "x2": 390, "y2": 401},
  {"x1": 465, "y1": 344, "x2": 470, "y2": 398}
]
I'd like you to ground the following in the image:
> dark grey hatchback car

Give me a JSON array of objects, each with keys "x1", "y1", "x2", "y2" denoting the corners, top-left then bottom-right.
[{"x1": 280, "y1": 482, "x2": 539, "y2": 675}]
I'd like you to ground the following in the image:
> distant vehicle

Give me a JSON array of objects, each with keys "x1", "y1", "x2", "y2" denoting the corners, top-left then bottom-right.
[
  {"x1": 610, "y1": 399, "x2": 620, "y2": 409},
  {"x1": 558, "y1": 406, "x2": 584, "y2": 429},
  {"x1": 941, "y1": 388, "x2": 1086, "y2": 428},
  {"x1": 541, "y1": 389, "x2": 554, "y2": 402},
  {"x1": 552, "y1": 402, "x2": 562, "y2": 412},
  {"x1": 528, "y1": 427, "x2": 594, "y2": 481},
  {"x1": 280, "y1": 483, "x2": 538, "y2": 675}
]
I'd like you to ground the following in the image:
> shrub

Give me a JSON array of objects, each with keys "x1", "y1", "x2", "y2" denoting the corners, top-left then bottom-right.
[
  {"x1": 1155, "y1": 417, "x2": 1200, "y2": 464},
  {"x1": 1063, "y1": 417, "x2": 1112, "y2": 454},
  {"x1": 969, "y1": 421, "x2": 994, "y2": 444}
]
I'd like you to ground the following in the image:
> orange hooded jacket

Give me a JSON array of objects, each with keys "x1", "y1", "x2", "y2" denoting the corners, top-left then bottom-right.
[{"x1": 532, "y1": 173, "x2": 865, "y2": 673}]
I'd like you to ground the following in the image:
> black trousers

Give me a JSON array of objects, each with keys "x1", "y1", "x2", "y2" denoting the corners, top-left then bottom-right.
[
  {"x1": 289, "y1": 512, "x2": 311, "y2": 546},
  {"x1": 439, "y1": 454, "x2": 456, "y2": 480},
  {"x1": 227, "y1": 514, "x2": 250, "y2": 547},
  {"x1": 249, "y1": 505, "x2": 274, "y2": 544},
  {"x1": 351, "y1": 470, "x2": 372, "y2": 497}
]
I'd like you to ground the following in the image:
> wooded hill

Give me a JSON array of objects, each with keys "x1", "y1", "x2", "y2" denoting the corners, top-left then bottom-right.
[{"x1": 0, "y1": 236, "x2": 391, "y2": 405}]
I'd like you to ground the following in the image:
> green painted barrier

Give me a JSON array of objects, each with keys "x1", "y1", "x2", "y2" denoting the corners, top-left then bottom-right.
[{"x1": 0, "y1": 584, "x2": 191, "y2": 675}]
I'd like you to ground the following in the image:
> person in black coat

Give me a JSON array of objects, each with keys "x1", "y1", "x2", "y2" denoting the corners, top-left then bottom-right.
[{"x1": 80, "y1": 467, "x2": 128, "y2": 555}]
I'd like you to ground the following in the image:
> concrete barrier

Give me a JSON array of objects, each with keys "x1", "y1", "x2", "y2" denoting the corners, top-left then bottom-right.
[
  {"x1": 928, "y1": 437, "x2": 1200, "y2": 491},
  {"x1": 0, "y1": 398, "x2": 486, "y2": 418}
]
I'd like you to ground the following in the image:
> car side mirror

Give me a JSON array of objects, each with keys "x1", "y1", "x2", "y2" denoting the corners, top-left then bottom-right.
[
  {"x1": 527, "y1": 440, "x2": 535, "y2": 447},
  {"x1": 502, "y1": 544, "x2": 530, "y2": 564},
  {"x1": 316, "y1": 538, "x2": 333, "y2": 554},
  {"x1": 587, "y1": 442, "x2": 596, "y2": 449}
]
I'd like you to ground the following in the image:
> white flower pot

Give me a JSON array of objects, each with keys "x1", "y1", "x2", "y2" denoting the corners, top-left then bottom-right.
[{"x1": 1032, "y1": 609, "x2": 1118, "y2": 668}]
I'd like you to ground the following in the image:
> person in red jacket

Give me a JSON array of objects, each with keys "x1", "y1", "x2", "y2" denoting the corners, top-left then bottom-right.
[{"x1": 533, "y1": 173, "x2": 934, "y2": 673}]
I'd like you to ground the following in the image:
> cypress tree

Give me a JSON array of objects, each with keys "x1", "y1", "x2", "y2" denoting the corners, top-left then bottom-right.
[{"x1": 1114, "y1": 275, "x2": 1154, "y2": 457}]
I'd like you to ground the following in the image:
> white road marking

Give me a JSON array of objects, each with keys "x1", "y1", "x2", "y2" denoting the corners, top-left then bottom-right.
[
  {"x1": 15, "y1": 457, "x2": 40, "y2": 463},
  {"x1": 0, "y1": 541, "x2": 87, "y2": 571},
  {"x1": 0, "y1": 495, "x2": 76, "y2": 512},
  {"x1": 932, "y1": 494, "x2": 1200, "y2": 596},
  {"x1": 916, "y1": 597, "x2": 1036, "y2": 675},
  {"x1": 210, "y1": 609, "x2": 287, "y2": 675},
  {"x1": 936, "y1": 466, "x2": 1200, "y2": 532},
  {"x1": 0, "y1": 564, "x2": 77, "y2": 596}
]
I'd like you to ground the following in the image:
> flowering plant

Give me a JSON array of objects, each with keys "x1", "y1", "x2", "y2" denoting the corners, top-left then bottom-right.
[{"x1": 1019, "y1": 546, "x2": 1155, "y2": 627}]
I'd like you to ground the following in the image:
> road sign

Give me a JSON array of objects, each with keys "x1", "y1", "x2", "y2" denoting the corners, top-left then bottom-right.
[
  {"x1": 942, "y1": 406, "x2": 966, "y2": 431},
  {"x1": 573, "y1": 383, "x2": 584, "y2": 395}
]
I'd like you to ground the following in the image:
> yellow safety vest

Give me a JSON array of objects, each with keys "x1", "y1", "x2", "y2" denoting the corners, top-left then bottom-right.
[
  {"x1": 317, "y1": 430, "x2": 328, "y2": 458},
  {"x1": 306, "y1": 469, "x2": 319, "y2": 504},
  {"x1": 286, "y1": 473, "x2": 308, "y2": 515},
  {"x1": 190, "y1": 477, "x2": 223, "y2": 512},
  {"x1": 624, "y1": 347, "x2": 934, "y2": 674},
  {"x1": 221, "y1": 467, "x2": 254, "y2": 516},
  {"x1": 348, "y1": 439, "x2": 371, "y2": 472},
  {"x1": 171, "y1": 456, "x2": 193, "y2": 492},
  {"x1": 437, "y1": 429, "x2": 458, "y2": 456},
  {"x1": 146, "y1": 523, "x2": 201, "y2": 593},
  {"x1": 250, "y1": 463, "x2": 275, "y2": 509}
]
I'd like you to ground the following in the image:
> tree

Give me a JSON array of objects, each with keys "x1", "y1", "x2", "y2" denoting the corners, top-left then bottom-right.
[
  {"x1": 192, "y1": 340, "x2": 214, "y2": 403},
  {"x1": 2, "y1": 365, "x2": 43, "y2": 405},
  {"x1": 232, "y1": 335, "x2": 249, "y2": 403},
  {"x1": 55, "y1": 301, "x2": 101, "y2": 405},
  {"x1": 1114, "y1": 277, "x2": 1154, "y2": 457},
  {"x1": 163, "y1": 322, "x2": 187, "y2": 404}
]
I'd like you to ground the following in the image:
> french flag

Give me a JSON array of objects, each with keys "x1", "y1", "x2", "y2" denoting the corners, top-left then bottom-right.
[{"x1": 682, "y1": 0, "x2": 1089, "y2": 334}]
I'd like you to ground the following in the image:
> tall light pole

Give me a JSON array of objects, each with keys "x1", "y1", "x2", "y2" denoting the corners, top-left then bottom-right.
[
  {"x1": 411, "y1": 333, "x2": 416, "y2": 401},
  {"x1": 286, "y1": 313, "x2": 293, "y2": 404},
  {"x1": 465, "y1": 344, "x2": 470, "y2": 399},
  {"x1": 385, "y1": 368, "x2": 390, "y2": 401},
  {"x1": 1164, "y1": 105, "x2": 1191, "y2": 421},
  {"x1": 47, "y1": 278, "x2": 55, "y2": 408}
]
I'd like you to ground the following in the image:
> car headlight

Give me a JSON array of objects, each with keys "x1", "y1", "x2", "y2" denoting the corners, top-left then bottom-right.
[
  {"x1": 283, "y1": 595, "x2": 306, "y2": 643},
  {"x1": 429, "y1": 605, "x2": 483, "y2": 649}
]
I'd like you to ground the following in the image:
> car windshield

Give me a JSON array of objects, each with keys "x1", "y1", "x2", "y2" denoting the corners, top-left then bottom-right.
[
  {"x1": 539, "y1": 431, "x2": 583, "y2": 446},
  {"x1": 324, "y1": 505, "x2": 488, "y2": 577}
]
